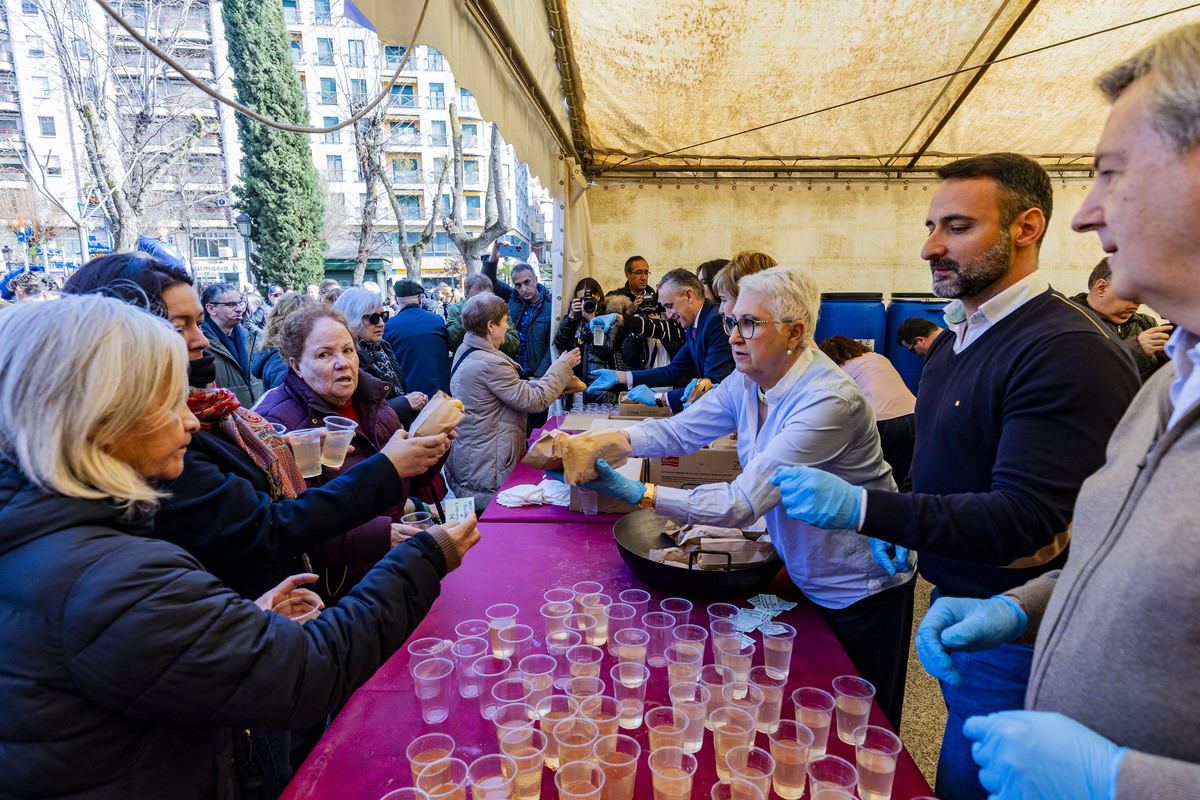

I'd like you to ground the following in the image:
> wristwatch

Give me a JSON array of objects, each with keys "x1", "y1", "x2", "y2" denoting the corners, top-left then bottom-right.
[
  {"x1": 654, "y1": 392, "x2": 665, "y2": 407},
  {"x1": 637, "y1": 483, "x2": 657, "y2": 510}
]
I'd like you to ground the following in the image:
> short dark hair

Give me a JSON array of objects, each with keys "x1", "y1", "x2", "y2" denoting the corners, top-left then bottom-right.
[
  {"x1": 511, "y1": 263, "x2": 536, "y2": 281},
  {"x1": 819, "y1": 334, "x2": 872, "y2": 365},
  {"x1": 936, "y1": 153, "x2": 1053, "y2": 247},
  {"x1": 624, "y1": 255, "x2": 647, "y2": 273},
  {"x1": 696, "y1": 258, "x2": 730, "y2": 290},
  {"x1": 657, "y1": 268, "x2": 704, "y2": 297},
  {"x1": 200, "y1": 282, "x2": 239, "y2": 307},
  {"x1": 461, "y1": 293, "x2": 508, "y2": 336},
  {"x1": 1087, "y1": 257, "x2": 1113, "y2": 290},
  {"x1": 63, "y1": 252, "x2": 193, "y2": 319},
  {"x1": 9, "y1": 270, "x2": 59, "y2": 297},
  {"x1": 896, "y1": 317, "x2": 941, "y2": 346}
]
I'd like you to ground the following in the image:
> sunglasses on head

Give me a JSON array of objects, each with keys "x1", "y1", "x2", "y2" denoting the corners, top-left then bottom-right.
[{"x1": 363, "y1": 310, "x2": 390, "y2": 324}]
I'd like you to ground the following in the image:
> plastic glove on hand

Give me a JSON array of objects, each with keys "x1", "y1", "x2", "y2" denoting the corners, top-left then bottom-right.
[
  {"x1": 580, "y1": 458, "x2": 646, "y2": 505},
  {"x1": 769, "y1": 464, "x2": 863, "y2": 530},
  {"x1": 964, "y1": 710, "x2": 1126, "y2": 800},
  {"x1": 591, "y1": 313, "x2": 618, "y2": 333},
  {"x1": 627, "y1": 384, "x2": 657, "y2": 406},
  {"x1": 916, "y1": 595, "x2": 1028, "y2": 686},
  {"x1": 680, "y1": 378, "x2": 699, "y2": 408},
  {"x1": 870, "y1": 538, "x2": 912, "y2": 575},
  {"x1": 588, "y1": 369, "x2": 618, "y2": 392}
]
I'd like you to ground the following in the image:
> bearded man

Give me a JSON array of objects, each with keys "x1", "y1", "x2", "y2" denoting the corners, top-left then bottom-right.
[{"x1": 770, "y1": 152, "x2": 1139, "y2": 800}]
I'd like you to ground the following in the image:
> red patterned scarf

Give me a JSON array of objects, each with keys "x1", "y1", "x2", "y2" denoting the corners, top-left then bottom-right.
[{"x1": 187, "y1": 388, "x2": 307, "y2": 501}]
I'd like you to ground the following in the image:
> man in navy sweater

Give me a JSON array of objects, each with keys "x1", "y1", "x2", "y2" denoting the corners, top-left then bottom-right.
[
  {"x1": 772, "y1": 153, "x2": 1139, "y2": 800},
  {"x1": 588, "y1": 269, "x2": 734, "y2": 412},
  {"x1": 384, "y1": 280, "x2": 451, "y2": 397}
]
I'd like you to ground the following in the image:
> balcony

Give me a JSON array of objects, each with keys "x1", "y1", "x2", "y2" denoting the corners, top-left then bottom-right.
[
  {"x1": 391, "y1": 169, "x2": 421, "y2": 185},
  {"x1": 428, "y1": 95, "x2": 446, "y2": 110},
  {"x1": 429, "y1": 133, "x2": 448, "y2": 147},
  {"x1": 0, "y1": 51, "x2": 13, "y2": 70},
  {"x1": 459, "y1": 97, "x2": 480, "y2": 115},
  {"x1": 346, "y1": 54, "x2": 366, "y2": 68},
  {"x1": 384, "y1": 131, "x2": 421, "y2": 151},
  {"x1": 462, "y1": 135, "x2": 479, "y2": 149},
  {"x1": 388, "y1": 94, "x2": 418, "y2": 110},
  {"x1": 327, "y1": 169, "x2": 344, "y2": 182},
  {"x1": 317, "y1": 52, "x2": 335, "y2": 66},
  {"x1": 465, "y1": 207, "x2": 482, "y2": 221},
  {"x1": 283, "y1": 8, "x2": 299, "y2": 25},
  {"x1": 0, "y1": 88, "x2": 18, "y2": 111},
  {"x1": 317, "y1": 90, "x2": 337, "y2": 105},
  {"x1": 0, "y1": 127, "x2": 23, "y2": 142}
]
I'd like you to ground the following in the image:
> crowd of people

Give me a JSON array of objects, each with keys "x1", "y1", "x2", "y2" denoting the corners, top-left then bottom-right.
[{"x1": 1, "y1": 21, "x2": 1199, "y2": 800}]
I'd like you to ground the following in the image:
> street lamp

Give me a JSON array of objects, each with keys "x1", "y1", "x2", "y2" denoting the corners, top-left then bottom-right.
[
  {"x1": 1, "y1": 246, "x2": 10, "y2": 270},
  {"x1": 235, "y1": 212, "x2": 251, "y2": 281}
]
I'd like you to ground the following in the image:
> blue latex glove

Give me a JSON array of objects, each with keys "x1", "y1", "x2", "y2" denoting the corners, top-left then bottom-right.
[
  {"x1": 916, "y1": 595, "x2": 1028, "y2": 686},
  {"x1": 591, "y1": 313, "x2": 618, "y2": 333},
  {"x1": 769, "y1": 465, "x2": 864, "y2": 530},
  {"x1": 963, "y1": 710, "x2": 1126, "y2": 800},
  {"x1": 680, "y1": 378, "x2": 699, "y2": 408},
  {"x1": 588, "y1": 369, "x2": 618, "y2": 392},
  {"x1": 869, "y1": 538, "x2": 912, "y2": 575},
  {"x1": 627, "y1": 384, "x2": 657, "y2": 406},
  {"x1": 583, "y1": 458, "x2": 646, "y2": 505}
]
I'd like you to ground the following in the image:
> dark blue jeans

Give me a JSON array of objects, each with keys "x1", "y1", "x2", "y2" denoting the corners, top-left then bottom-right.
[{"x1": 935, "y1": 643, "x2": 1034, "y2": 800}]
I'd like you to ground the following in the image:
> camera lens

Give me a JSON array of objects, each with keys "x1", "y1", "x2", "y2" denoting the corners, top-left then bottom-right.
[{"x1": 583, "y1": 298, "x2": 597, "y2": 313}]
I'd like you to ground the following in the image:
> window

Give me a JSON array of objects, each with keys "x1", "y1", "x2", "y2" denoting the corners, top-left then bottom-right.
[
  {"x1": 281, "y1": 0, "x2": 298, "y2": 24},
  {"x1": 46, "y1": 155, "x2": 61, "y2": 175},
  {"x1": 326, "y1": 154, "x2": 343, "y2": 181},
  {"x1": 37, "y1": 116, "x2": 55, "y2": 136},
  {"x1": 349, "y1": 78, "x2": 367, "y2": 106},
  {"x1": 428, "y1": 82, "x2": 444, "y2": 109},
  {"x1": 319, "y1": 77, "x2": 336, "y2": 105},
  {"x1": 433, "y1": 157, "x2": 448, "y2": 178},
  {"x1": 347, "y1": 39, "x2": 366, "y2": 68},
  {"x1": 426, "y1": 49, "x2": 446, "y2": 71},
  {"x1": 396, "y1": 194, "x2": 421, "y2": 220},
  {"x1": 439, "y1": 193, "x2": 451, "y2": 214},
  {"x1": 430, "y1": 119, "x2": 447, "y2": 147},
  {"x1": 389, "y1": 83, "x2": 414, "y2": 108},
  {"x1": 314, "y1": 0, "x2": 331, "y2": 23},
  {"x1": 466, "y1": 195, "x2": 481, "y2": 221},
  {"x1": 430, "y1": 231, "x2": 451, "y2": 254},
  {"x1": 460, "y1": 87, "x2": 477, "y2": 112},
  {"x1": 20, "y1": 0, "x2": 38, "y2": 14},
  {"x1": 323, "y1": 116, "x2": 340, "y2": 143},
  {"x1": 317, "y1": 38, "x2": 334, "y2": 65},
  {"x1": 462, "y1": 123, "x2": 478, "y2": 148},
  {"x1": 384, "y1": 45, "x2": 406, "y2": 68},
  {"x1": 290, "y1": 35, "x2": 302, "y2": 64},
  {"x1": 72, "y1": 39, "x2": 89, "y2": 59},
  {"x1": 27, "y1": 36, "x2": 44, "y2": 57},
  {"x1": 393, "y1": 155, "x2": 418, "y2": 184},
  {"x1": 32, "y1": 76, "x2": 50, "y2": 97},
  {"x1": 192, "y1": 232, "x2": 236, "y2": 259},
  {"x1": 389, "y1": 118, "x2": 417, "y2": 145},
  {"x1": 464, "y1": 159, "x2": 480, "y2": 186}
]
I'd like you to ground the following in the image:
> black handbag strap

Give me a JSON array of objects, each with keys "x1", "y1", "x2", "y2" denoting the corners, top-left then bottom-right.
[{"x1": 450, "y1": 345, "x2": 485, "y2": 380}]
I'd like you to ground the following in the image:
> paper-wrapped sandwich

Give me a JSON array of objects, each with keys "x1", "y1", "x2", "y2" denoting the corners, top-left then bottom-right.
[
  {"x1": 409, "y1": 390, "x2": 465, "y2": 438},
  {"x1": 647, "y1": 519, "x2": 776, "y2": 570},
  {"x1": 521, "y1": 428, "x2": 632, "y2": 483}
]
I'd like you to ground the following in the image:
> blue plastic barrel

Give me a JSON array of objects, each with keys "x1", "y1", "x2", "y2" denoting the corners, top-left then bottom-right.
[
  {"x1": 813, "y1": 293, "x2": 886, "y2": 353},
  {"x1": 885, "y1": 293, "x2": 947, "y2": 395}
]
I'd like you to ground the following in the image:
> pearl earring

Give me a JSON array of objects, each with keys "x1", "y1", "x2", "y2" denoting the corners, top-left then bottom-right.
[{"x1": 787, "y1": 348, "x2": 793, "y2": 355}]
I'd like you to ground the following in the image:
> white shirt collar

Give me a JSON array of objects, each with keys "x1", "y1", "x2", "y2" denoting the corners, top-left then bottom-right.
[
  {"x1": 745, "y1": 347, "x2": 816, "y2": 405},
  {"x1": 943, "y1": 270, "x2": 1050, "y2": 352},
  {"x1": 1165, "y1": 326, "x2": 1200, "y2": 430}
]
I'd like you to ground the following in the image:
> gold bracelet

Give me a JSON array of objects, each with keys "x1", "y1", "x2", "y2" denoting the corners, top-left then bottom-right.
[{"x1": 638, "y1": 483, "x2": 656, "y2": 510}]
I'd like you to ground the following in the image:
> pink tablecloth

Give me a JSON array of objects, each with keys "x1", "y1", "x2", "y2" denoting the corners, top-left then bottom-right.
[
  {"x1": 283, "y1": 522, "x2": 932, "y2": 800},
  {"x1": 480, "y1": 461, "x2": 627, "y2": 524}
]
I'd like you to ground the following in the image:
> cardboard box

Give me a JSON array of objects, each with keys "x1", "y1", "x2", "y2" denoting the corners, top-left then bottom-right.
[
  {"x1": 647, "y1": 436, "x2": 742, "y2": 489},
  {"x1": 569, "y1": 458, "x2": 646, "y2": 514},
  {"x1": 588, "y1": 417, "x2": 643, "y2": 431},
  {"x1": 560, "y1": 413, "x2": 612, "y2": 432},
  {"x1": 617, "y1": 392, "x2": 673, "y2": 418}
]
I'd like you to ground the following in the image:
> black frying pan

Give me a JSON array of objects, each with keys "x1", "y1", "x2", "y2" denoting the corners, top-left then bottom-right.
[{"x1": 612, "y1": 509, "x2": 783, "y2": 600}]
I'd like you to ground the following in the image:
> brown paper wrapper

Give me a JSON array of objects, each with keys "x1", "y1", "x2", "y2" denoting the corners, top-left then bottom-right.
[
  {"x1": 409, "y1": 390, "x2": 465, "y2": 438},
  {"x1": 562, "y1": 376, "x2": 588, "y2": 394},
  {"x1": 521, "y1": 430, "x2": 570, "y2": 470},
  {"x1": 561, "y1": 429, "x2": 631, "y2": 484},
  {"x1": 685, "y1": 377, "x2": 713, "y2": 405}
]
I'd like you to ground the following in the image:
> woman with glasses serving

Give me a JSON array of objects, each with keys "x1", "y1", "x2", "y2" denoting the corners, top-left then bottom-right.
[
  {"x1": 556, "y1": 265, "x2": 917, "y2": 729},
  {"x1": 200, "y1": 282, "x2": 262, "y2": 406},
  {"x1": 335, "y1": 287, "x2": 429, "y2": 424}
]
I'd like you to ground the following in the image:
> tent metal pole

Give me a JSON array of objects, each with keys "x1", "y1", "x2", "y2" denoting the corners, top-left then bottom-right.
[{"x1": 544, "y1": 0, "x2": 591, "y2": 166}]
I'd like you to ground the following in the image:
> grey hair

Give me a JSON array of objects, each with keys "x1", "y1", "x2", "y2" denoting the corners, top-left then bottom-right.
[
  {"x1": 464, "y1": 273, "x2": 493, "y2": 296},
  {"x1": 334, "y1": 287, "x2": 384, "y2": 337},
  {"x1": 0, "y1": 294, "x2": 187, "y2": 514},
  {"x1": 461, "y1": 293, "x2": 508, "y2": 337},
  {"x1": 200, "y1": 282, "x2": 239, "y2": 306},
  {"x1": 735, "y1": 266, "x2": 821, "y2": 348},
  {"x1": 657, "y1": 268, "x2": 704, "y2": 297},
  {"x1": 1098, "y1": 23, "x2": 1200, "y2": 153}
]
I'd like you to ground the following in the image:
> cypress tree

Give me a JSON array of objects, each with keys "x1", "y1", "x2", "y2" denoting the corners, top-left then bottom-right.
[{"x1": 222, "y1": 0, "x2": 325, "y2": 291}]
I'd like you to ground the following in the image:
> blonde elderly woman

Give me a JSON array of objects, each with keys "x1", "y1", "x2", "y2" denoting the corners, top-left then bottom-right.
[
  {"x1": 446, "y1": 292, "x2": 580, "y2": 507},
  {"x1": 556, "y1": 266, "x2": 916, "y2": 727},
  {"x1": 0, "y1": 294, "x2": 478, "y2": 799}
]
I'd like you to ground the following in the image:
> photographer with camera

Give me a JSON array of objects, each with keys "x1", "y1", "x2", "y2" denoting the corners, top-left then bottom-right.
[{"x1": 555, "y1": 278, "x2": 620, "y2": 407}]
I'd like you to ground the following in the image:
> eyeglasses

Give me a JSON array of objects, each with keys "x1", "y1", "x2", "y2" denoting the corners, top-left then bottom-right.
[
  {"x1": 628, "y1": 270, "x2": 650, "y2": 277},
  {"x1": 720, "y1": 315, "x2": 795, "y2": 339},
  {"x1": 209, "y1": 300, "x2": 245, "y2": 309},
  {"x1": 363, "y1": 310, "x2": 390, "y2": 324}
]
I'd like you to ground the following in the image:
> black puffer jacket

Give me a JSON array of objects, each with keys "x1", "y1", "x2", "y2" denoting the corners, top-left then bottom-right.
[{"x1": 0, "y1": 459, "x2": 448, "y2": 799}]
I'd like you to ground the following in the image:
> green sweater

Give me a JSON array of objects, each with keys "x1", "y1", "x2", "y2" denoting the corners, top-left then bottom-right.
[{"x1": 446, "y1": 300, "x2": 518, "y2": 356}]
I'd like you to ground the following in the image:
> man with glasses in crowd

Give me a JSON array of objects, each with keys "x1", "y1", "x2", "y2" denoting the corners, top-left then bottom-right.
[
  {"x1": 200, "y1": 282, "x2": 263, "y2": 406},
  {"x1": 896, "y1": 317, "x2": 945, "y2": 355}
]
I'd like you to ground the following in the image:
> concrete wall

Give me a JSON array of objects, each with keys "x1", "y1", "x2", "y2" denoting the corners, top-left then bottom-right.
[{"x1": 583, "y1": 177, "x2": 1108, "y2": 304}]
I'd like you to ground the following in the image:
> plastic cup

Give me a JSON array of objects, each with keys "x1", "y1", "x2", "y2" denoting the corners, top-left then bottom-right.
[
  {"x1": 271, "y1": 594, "x2": 321, "y2": 623},
  {"x1": 580, "y1": 594, "x2": 612, "y2": 646},
  {"x1": 762, "y1": 622, "x2": 797, "y2": 680},
  {"x1": 540, "y1": 601, "x2": 573, "y2": 637},
  {"x1": 698, "y1": 664, "x2": 736, "y2": 730},
  {"x1": 547, "y1": 628, "x2": 584, "y2": 690},
  {"x1": 768, "y1": 720, "x2": 814, "y2": 800},
  {"x1": 485, "y1": 603, "x2": 520, "y2": 658},
  {"x1": 711, "y1": 706, "x2": 756, "y2": 780},
  {"x1": 545, "y1": 587, "x2": 575, "y2": 605},
  {"x1": 722, "y1": 682, "x2": 765, "y2": 733},
  {"x1": 593, "y1": 734, "x2": 640, "y2": 800},
  {"x1": 593, "y1": 327, "x2": 605, "y2": 347},
  {"x1": 716, "y1": 636, "x2": 756, "y2": 695},
  {"x1": 416, "y1": 757, "x2": 468, "y2": 800},
  {"x1": 516, "y1": 653, "x2": 556, "y2": 709},
  {"x1": 452, "y1": 637, "x2": 491, "y2": 699},
  {"x1": 707, "y1": 602, "x2": 739, "y2": 625},
  {"x1": 500, "y1": 727, "x2": 547, "y2": 800},
  {"x1": 536, "y1": 695, "x2": 579, "y2": 770},
  {"x1": 853, "y1": 725, "x2": 902, "y2": 800},
  {"x1": 498, "y1": 624, "x2": 535, "y2": 663},
  {"x1": 493, "y1": 701, "x2": 537, "y2": 748},
  {"x1": 668, "y1": 681, "x2": 710, "y2": 753},
  {"x1": 617, "y1": 589, "x2": 650, "y2": 619},
  {"x1": 321, "y1": 415, "x2": 357, "y2": 468},
  {"x1": 566, "y1": 644, "x2": 605, "y2": 680},
  {"x1": 578, "y1": 489, "x2": 599, "y2": 515},
  {"x1": 604, "y1": 603, "x2": 637, "y2": 656},
  {"x1": 552, "y1": 716, "x2": 601, "y2": 766},
  {"x1": 709, "y1": 779, "x2": 766, "y2": 800},
  {"x1": 473, "y1": 655, "x2": 512, "y2": 720},
  {"x1": 749, "y1": 666, "x2": 786, "y2": 734},
  {"x1": 554, "y1": 760, "x2": 605, "y2": 800},
  {"x1": 710, "y1": 618, "x2": 742, "y2": 666},
  {"x1": 572, "y1": 581, "x2": 604, "y2": 610},
  {"x1": 565, "y1": 676, "x2": 606, "y2": 703},
  {"x1": 642, "y1": 611, "x2": 675, "y2": 669},
  {"x1": 402, "y1": 511, "x2": 433, "y2": 530},
  {"x1": 609, "y1": 662, "x2": 649, "y2": 730},
  {"x1": 670, "y1": 624, "x2": 708, "y2": 660},
  {"x1": 407, "y1": 733, "x2": 455, "y2": 785},
  {"x1": 659, "y1": 597, "x2": 692, "y2": 627},
  {"x1": 647, "y1": 746, "x2": 697, "y2": 800},
  {"x1": 563, "y1": 613, "x2": 599, "y2": 648},
  {"x1": 644, "y1": 705, "x2": 689, "y2": 750},
  {"x1": 456, "y1": 619, "x2": 490, "y2": 639},
  {"x1": 612, "y1": 627, "x2": 649, "y2": 668},
  {"x1": 412, "y1": 657, "x2": 454, "y2": 723},
  {"x1": 726, "y1": 745, "x2": 775, "y2": 798},
  {"x1": 408, "y1": 636, "x2": 453, "y2": 666},
  {"x1": 491, "y1": 677, "x2": 534, "y2": 711},
  {"x1": 792, "y1": 687, "x2": 836, "y2": 757},
  {"x1": 287, "y1": 428, "x2": 323, "y2": 478},
  {"x1": 807, "y1": 754, "x2": 858, "y2": 794},
  {"x1": 579, "y1": 694, "x2": 622, "y2": 738},
  {"x1": 831, "y1": 675, "x2": 875, "y2": 745},
  {"x1": 467, "y1": 754, "x2": 517, "y2": 800},
  {"x1": 664, "y1": 643, "x2": 702, "y2": 688},
  {"x1": 381, "y1": 790, "x2": 431, "y2": 800}
]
